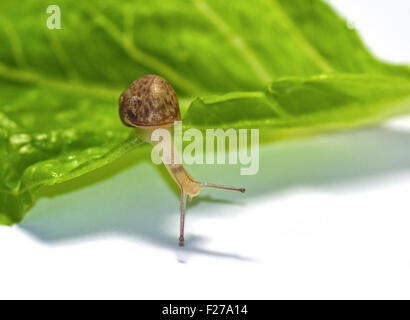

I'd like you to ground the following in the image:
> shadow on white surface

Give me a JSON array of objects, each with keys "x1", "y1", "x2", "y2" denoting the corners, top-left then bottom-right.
[{"x1": 19, "y1": 126, "x2": 410, "y2": 261}]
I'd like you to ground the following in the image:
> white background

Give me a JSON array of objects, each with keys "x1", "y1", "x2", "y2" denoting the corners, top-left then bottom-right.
[{"x1": 1, "y1": 0, "x2": 410, "y2": 299}]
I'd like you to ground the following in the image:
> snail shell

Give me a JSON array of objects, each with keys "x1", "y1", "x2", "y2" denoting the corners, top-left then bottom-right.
[{"x1": 119, "y1": 74, "x2": 181, "y2": 128}]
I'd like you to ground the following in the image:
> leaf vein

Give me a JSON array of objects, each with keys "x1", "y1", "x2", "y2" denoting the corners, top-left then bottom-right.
[
  {"x1": 83, "y1": 4, "x2": 204, "y2": 95},
  {"x1": 1, "y1": 18, "x2": 28, "y2": 68},
  {"x1": 192, "y1": 0, "x2": 273, "y2": 84},
  {"x1": 267, "y1": 0, "x2": 334, "y2": 73},
  {"x1": 0, "y1": 62, "x2": 120, "y2": 99}
]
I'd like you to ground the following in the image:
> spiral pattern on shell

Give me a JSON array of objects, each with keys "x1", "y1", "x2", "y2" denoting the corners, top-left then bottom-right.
[{"x1": 119, "y1": 74, "x2": 181, "y2": 128}]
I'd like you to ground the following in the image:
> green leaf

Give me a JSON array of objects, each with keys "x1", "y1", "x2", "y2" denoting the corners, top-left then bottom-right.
[
  {"x1": 0, "y1": 0, "x2": 409, "y2": 224},
  {"x1": 185, "y1": 74, "x2": 410, "y2": 134}
]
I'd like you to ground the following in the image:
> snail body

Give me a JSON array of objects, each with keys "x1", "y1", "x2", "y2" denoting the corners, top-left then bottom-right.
[{"x1": 119, "y1": 74, "x2": 245, "y2": 245}]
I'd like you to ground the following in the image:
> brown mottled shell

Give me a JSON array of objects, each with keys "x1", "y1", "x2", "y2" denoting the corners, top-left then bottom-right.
[{"x1": 119, "y1": 74, "x2": 181, "y2": 128}]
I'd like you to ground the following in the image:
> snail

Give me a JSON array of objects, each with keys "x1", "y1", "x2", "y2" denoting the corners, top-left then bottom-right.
[{"x1": 119, "y1": 74, "x2": 245, "y2": 246}]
